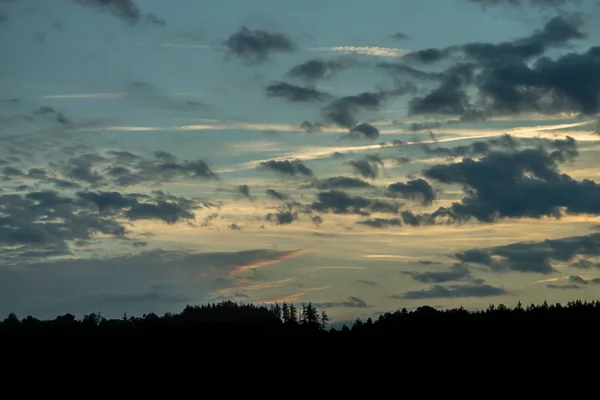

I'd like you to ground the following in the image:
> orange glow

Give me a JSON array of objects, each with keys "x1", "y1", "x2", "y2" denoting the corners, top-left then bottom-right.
[
  {"x1": 218, "y1": 277, "x2": 295, "y2": 293},
  {"x1": 261, "y1": 292, "x2": 307, "y2": 304},
  {"x1": 306, "y1": 285, "x2": 333, "y2": 291},
  {"x1": 232, "y1": 249, "x2": 308, "y2": 274}
]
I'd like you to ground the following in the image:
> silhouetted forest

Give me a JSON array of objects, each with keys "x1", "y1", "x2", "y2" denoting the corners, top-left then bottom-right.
[{"x1": 4, "y1": 298, "x2": 600, "y2": 337}]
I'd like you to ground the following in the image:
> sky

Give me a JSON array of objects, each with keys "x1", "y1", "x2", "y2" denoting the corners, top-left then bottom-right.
[{"x1": 1, "y1": 0, "x2": 600, "y2": 322}]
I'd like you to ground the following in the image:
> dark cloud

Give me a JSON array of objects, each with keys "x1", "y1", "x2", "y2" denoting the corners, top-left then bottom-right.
[
  {"x1": 33, "y1": 106, "x2": 70, "y2": 124},
  {"x1": 386, "y1": 179, "x2": 436, "y2": 206},
  {"x1": 237, "y1": 184, "x2": 252, "y2": 198},
  {"x1": 74, "y1": 0, "x2": 142, "y2": 24},
  {"x1": 77, "y1": 191, "x2": 138, "y2": 213},
  {"x1": 408, "y1": 121, "x2": 444, "y2": 131},
  {"x1": 311, "y1": 190, "x2": 400, "y2": 215},
  {"x1": 323, "y1": 84, "x2": 415, "y2": 129},
  {"x1": 395, "y1": 283, "x2": 508, "y2": 299},
  {"x1": 265, "y1": 81, "x2": 329, "y2": 102},
  {"x1": 257, "y1": 159, "x2": 313, "y2": 178},
  {"x1": 466, "y1": 0, "x2": 581, "y2": 7},
  {"x1": 76, "y1": 190, "x2": 204, "y2": 225},
  {"x1": 125, "y1": 82, "x2": 206, "y2": 110},
  {"x1": 347, "y1": 123, "x2": 380, "y2": 140},
  {"x1": 346, "y1": 155, "x2": 384, "y2": 179},
  {"x1": 299, "y1": 121, "x2": 325, "y2": 133},
  {"x1": 404, "y1": 264, "x2": 471, "y2": 283},
  {"x1": 477, "y1": 45, "x2": 600, "y2": 116},
  {"x1": 569, "y1": 275, "x2": 588, "y2": 284},
  {"x1": 404, "y1": 16, "x2": 595, "y2": 118},
  {"x1": 313, "y1": 296, "x2": 371, "y2": 309},
  {"x1": 413, "y1": 142, "x2": 597, "y2": 224},
  {"x1": 455, "y1": 233, "x2": 600, "y2": 274},
  {"x1": 547, "y1": 283, "x2": 581, "y2": 289},
  {"x1": 390, "y1": 32, "x2": 410, "y2": 40},
  {"x1": 394, "y1": 156, "x2": 412, "y2": 165},
  {"x1": 463, "y1": 15, "x2": 585, "y2": 64},
  {"x1": 124, "y1": 201, "x2": 195, "y2": 224},
  {"x1": 286, "y1": 56, "x2": 359, "y2": 84},
  {"x1": 266, "y1": 210, "x2": 298, "y2": 225},
  {"x1": 420, "y1": 141, "x2": 492, "y2": 158},
  {"x1": 404, "y1": 48, "x2": 455, "y2": 64},
  {"x1": 0, "y1": 189, "x2": 130, "y2": 262},
  {"x1": 99, "y1": 151, "x2": 218, "y2": 186},
  {"x1": 409, "y1": 63, "x2": 476, "y2": 115},
  {"x1": 357, "y1": 279, "x2": 377, "y2": 286},
  {"x1": 223, "y1": 26, "x2": 296, "y2": 63},
  {"x1": 302, "y1": 176, "x2": 373, "y2": 190},
  {"x1": 3, "y1": 166, "x2": 23, "y2": 177},
  {"x1": 357, "y1": 218, "x2": 402, "y2": 228},
  {"x1": 266, "y1": 189, "x2": 289, "y2": 201},
  {"x1": 378, "y1": 62, "x2": 446, "y2": 80}
]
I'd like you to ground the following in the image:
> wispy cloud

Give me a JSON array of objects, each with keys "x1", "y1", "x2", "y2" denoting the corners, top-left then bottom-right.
[
  {"x1": 220, "y1": 277, "x2": 295, "y2": 293},
  {"x1": 232, "y1": 249, "x2": 307, "y2": 273},
  {"x1": 42, "y1": 93, "x2": 126, "y2": 100},
  {"x1": 307, "y1": 46, "x2": 409, "y2": 57}
]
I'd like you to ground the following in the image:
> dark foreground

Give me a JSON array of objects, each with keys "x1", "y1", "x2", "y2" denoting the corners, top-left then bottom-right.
[{"x1": 2, "y1": 299, "x2": 600, "y2": 337}]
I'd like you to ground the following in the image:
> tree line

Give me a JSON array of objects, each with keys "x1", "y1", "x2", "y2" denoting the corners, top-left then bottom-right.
[{"x1": 3, "y1": 299, "x2": 600, "y2": 337}]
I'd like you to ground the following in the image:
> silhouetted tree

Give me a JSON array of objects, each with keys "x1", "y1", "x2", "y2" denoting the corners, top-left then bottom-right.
[{"x1": 320, "y1": 310, "x2": 329, "y2": 330}]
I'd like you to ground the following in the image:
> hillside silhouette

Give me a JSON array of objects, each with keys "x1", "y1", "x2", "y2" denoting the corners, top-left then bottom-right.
[{"x1": 3, "y1": 298, "x2": 600, "y2": 337}]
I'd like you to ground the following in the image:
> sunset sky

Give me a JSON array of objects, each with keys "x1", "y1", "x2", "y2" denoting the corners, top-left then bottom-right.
[{"x1": 1, "y1": 0, "x2": 600, "y2": 323}]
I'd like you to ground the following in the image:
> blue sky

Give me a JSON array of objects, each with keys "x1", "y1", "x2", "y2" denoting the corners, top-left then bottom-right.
[{"x1": 1, "y1": 0, "x2": 600, "y2": 322}]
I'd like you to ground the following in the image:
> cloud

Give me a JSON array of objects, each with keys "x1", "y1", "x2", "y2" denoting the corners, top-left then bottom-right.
[
  {"x1": 356, "y1": 218, "x2": 402, "y2": 228},
  {"x1": 466, "y1": 0, "x2": 581, "y2": 7},
  {"x1": 237, "y1": 184, "x2": 252, "y2": 199},
  {"x1": 348, "y1": 123, "x2": 380, "y2": 140},
  {"x1": 74, "y1": 0, "x2": 164, "y2": 26},
  {"x1": 313, "y1": 296, "x2": 371, "y2": 308},
  {"x1": 124, "y1": 82, "x2": 205, "y2": 110},
  {"x1": 415, "y1": 141, "x2": 600, "y2": 224},
  {"x1": 323, "y1": 85, "x2": 415, "y2": 129},
  {"x1": 286, "y1": 56, "x2": 359, "y2": 84},
  {"x1": 390, "y1": 32, "x2": 410, "y2": 40},
  {"x1": 33, "y1": 106, "x2": 71, "y2": 124},
  {"x1": 357, "y1": 279, "x2": 378, "y2": 286},
  {"x1": 311, "y1": 190, "x2": 399, "y2": 215},
  {"x1": 346, "y1": 155, "x2": 384, "y2": 179},
  {"x1": 409, "y1": 63, "x2": 476, "y2": 116},
  {"x1": 395, "y1": 283, "x2": 508, "y2": 299},
  {"x1": 404, "y1": 264, "x2": 471, "y2": 283},
  {"x1": 266, "y1": 210, "x2": 298, "y2": 225},
  {"x1": 0, "y1": 248, "x2": 302, "y2": 318},
  {"x1": 74, "y1": 0, "x2": 141, "y2": 24},
  {"x1": 266, "y1": 189, "x2": 289, "y2": 201},
  {"x1": 257, "y1": 159, "x2": 313, "y2": 178},
  {"x1": 386, "y1": 179, "x2": 436, "y2": 206},
  {"x1": 301, "y1": 176, "x2": 373, "y2": 190},
  {"x1": 404, "y1": 16, "x2": 596, "y2": 118},
  {"x1": 125, "y1": 201, "x2": 195, "y2": 224},
  {"x1": 223, "y1": 26, "x2": 296, "y2": 63},
  {"x1": 307, "y1": 46, "x2": 408, "y2": 57},
  {"x1": 477, "y1": 45, "x2": 600, "y2": 116},
  {"x1": 265, "y1": 81, "x2": 329, "y2": 102},
  {"x1": 0, "y1": 189, "x2": 133, "y2": 262},
  {"x1": 568, "y1": 275, "x2": 588, "y2": 284},
  {"x1": 455, "y1": 233, "x2": 600, "y2": 274},
  {"x1": 547, "y1": 283, "x2": 581, "y2": 289}
]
